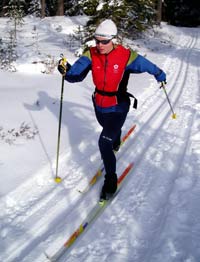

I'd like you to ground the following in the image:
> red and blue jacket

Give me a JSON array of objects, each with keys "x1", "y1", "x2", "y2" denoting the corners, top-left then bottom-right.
[{"x1": 65, "y1": 45, "x2": 166, "y2": 113}]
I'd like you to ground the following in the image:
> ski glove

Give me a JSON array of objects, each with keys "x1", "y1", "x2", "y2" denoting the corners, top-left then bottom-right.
[
  {"x1": 58, "y1": 58, "x2": 67, "y2": 75},
  {"x1": 154, "y1": 69, "x2": 166, "y2": 83}
]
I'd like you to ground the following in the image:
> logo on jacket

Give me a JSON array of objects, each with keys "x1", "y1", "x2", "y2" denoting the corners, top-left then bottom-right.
[{"x1": 113, "y1": 64, "x2": 119, "y2": 73}]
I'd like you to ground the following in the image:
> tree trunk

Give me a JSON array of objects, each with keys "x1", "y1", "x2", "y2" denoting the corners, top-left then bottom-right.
[
  {"x1": 157, "y1": 0, "x2": 162, "y2": 25},
  {"x1": 56, "y1": 0, "x2": 64, "y2": 16},
  {"x1": 41, "y1": 0, "x2": 45, "y2": 18}
]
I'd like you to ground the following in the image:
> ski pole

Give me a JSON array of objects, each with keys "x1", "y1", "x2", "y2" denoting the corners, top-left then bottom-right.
[
  {"x1": 160, "y1": 82, "x2": 177, "y2": 119},
  {"x1": 55, "y1": 54, "x2": 67, "y2": 183}
]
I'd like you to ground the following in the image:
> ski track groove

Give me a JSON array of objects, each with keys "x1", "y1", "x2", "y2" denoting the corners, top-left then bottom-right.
[{"x1": 122, "y1": 29, "x2": 200, "y2": 262}]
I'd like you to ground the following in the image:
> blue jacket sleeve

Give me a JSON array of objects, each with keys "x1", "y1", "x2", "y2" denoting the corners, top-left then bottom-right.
[
  {"x1": 127, "y1": 54, "x2": 166, "y2": 82},
  {"x1": 65, "y1": 56, "x2": 91, "y2": 83}
]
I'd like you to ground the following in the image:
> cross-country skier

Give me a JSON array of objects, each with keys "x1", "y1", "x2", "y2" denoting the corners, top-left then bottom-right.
[{"x1": 58, "y1": 19, "x2": 166, "y2": 200}]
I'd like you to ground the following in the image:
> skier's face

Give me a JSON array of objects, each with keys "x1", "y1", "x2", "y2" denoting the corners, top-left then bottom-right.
[{"x1": 95, "y1": 37, "x2": 113, "y2": 54}]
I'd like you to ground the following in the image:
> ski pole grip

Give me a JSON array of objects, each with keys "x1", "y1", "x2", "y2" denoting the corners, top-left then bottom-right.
[
  {"x1": 60, "y1": 57, "x2": 67, "y2": 69},
  {"x1": 60, "y1": 53, "x2": 67, "y2": 64},
  {"x1": 58, "y1": 54, "x2": 67, "y2": 76},
  {"x1": 61, "y1": 57, "x2": 67, "y2": 65}
]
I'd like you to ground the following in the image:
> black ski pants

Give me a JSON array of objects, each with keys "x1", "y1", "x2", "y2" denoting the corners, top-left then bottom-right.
[{"x1": 95, "y1": 109, "x2": 128, "y2": 176}]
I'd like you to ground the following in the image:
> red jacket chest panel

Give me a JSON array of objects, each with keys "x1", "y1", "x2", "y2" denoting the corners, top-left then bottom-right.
[{"x1": 90, "y1": 45, "x2": 130, "y2": 107}]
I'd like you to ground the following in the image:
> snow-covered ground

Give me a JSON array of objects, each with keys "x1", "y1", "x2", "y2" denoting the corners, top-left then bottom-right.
[{"x1": 0, "y1": 16, "x2": 200, "y2": 262}]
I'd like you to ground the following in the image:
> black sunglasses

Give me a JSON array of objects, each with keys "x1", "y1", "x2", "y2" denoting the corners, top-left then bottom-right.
[{"x1": 94, "y1": 38, "x2": 112, "y2": 45}]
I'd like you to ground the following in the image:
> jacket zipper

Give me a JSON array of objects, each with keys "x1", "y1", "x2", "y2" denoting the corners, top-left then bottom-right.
[{"x1": 101, "y1": 54, "x2": 108, "y2": 107}]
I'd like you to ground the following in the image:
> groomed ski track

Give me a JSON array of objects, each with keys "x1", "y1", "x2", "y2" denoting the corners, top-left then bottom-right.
[{"x1": 0, "y1": 26, "x2": 200, "y2": 262}]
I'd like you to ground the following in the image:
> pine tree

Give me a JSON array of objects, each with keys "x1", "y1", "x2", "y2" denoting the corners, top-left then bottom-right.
[
  {"x1": 82, "y1": 0, "x2": 156, "y2": 41},
  {"x1": 0, "y1": 30, "x2": 17, "y2": 72},
  {"x1": 65, "y1": 0, "x2": 83, "y2": 16},
  {"x1": 4, "y1": 0, "x2": 25, "y2": 39},
  {"x1": 28, "y1": 0, "x2": 41, "y2": 17},
  {"x1": 80, "y1": 0, "x2": 99, "y2": 16}
]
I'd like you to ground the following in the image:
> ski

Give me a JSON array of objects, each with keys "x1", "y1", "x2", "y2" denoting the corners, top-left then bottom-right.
[
  {"x1": 45, "y1": 161, "x2": 134, "y2": 261},
  {"x1": 78, "y1": 124, "x2": 136, "y2": 194}
]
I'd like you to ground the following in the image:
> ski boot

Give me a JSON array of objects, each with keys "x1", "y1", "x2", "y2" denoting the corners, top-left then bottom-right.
[{"x1": 99, "y1": 173, "x2": 118, "y2": 203}]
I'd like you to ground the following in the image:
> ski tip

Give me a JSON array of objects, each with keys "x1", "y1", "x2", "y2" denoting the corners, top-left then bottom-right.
[{"x1": 54, "y1": 176, "x2": 62, "y2": 183}]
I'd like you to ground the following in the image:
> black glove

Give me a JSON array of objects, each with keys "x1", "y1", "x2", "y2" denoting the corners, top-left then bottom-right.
[
  {"x1": 160, "y1": 81, "x2": 167, "y2": 89},
  {"x1": 57, "y1": 58, "x2": 67, "y2": 75}
]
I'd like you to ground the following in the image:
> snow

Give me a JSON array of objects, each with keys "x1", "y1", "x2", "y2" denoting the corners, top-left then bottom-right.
[{"x1": 0, "y1": 16, "x2": 200, "y2": 262}]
